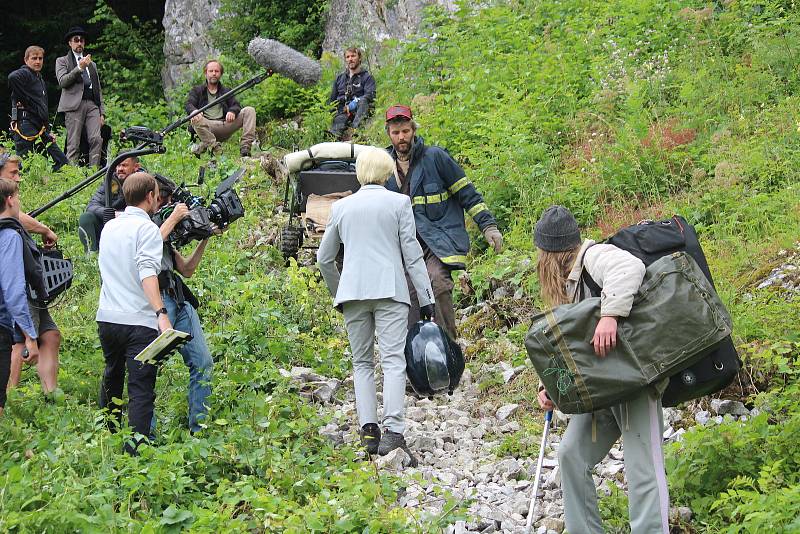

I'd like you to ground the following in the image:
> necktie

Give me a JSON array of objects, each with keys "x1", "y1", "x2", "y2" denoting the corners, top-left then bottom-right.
[{"x1": 78, "y1": 56, "x2": 92, "y2": 89}]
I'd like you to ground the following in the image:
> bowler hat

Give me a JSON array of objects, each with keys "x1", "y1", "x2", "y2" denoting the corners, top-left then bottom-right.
[{"x1": 64, "y1": 26, "x2": 88, "y2": 44}]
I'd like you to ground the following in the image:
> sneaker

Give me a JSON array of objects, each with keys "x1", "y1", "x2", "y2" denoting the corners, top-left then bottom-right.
[
  {"x1": 377, "y1": 430, "x2": 407, "y2": 456},
  {"x1": 191, "y1": 142, "x2": 209, "y2": 156},
  {"x1": 210, "y1": 143, "x2": 224, "y2": 157},
  {"x1": 360, "y1": 423, "x2": 381, "y2": 455}
]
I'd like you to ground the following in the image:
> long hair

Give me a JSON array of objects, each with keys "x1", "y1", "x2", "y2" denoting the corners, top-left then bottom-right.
[{"x1": 537, "y1": 246, "x2": 580, "y2": 308}]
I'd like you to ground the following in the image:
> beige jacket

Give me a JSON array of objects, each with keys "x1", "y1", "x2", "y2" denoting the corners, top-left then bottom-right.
[{"x1": 566, "y1": 239, "x2": 646, "y2": 317}]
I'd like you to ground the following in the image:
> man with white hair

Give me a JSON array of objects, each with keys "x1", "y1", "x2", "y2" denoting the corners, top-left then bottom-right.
[{"x1": 317, "y1": 147, "x2": 434, "y2": 457}]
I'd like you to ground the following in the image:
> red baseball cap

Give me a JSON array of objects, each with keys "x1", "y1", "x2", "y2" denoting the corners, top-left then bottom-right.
[{"x1": 385, "y1": 104, "x2": 413, "y2": 122}]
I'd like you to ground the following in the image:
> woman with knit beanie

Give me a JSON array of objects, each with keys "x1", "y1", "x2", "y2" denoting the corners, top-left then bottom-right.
[{"x1": 533, "y1": 205, "x2": 670, "y2": 534}]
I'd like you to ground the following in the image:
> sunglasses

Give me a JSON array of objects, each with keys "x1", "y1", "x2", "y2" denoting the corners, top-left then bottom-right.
[{"x1": 71, "y1": 36, "x2": 85, "y2": 42}]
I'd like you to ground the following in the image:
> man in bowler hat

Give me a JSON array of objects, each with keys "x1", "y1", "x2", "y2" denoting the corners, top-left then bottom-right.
[{"x1": 55, "y1": 26, "x2": 105, "y2": 167}]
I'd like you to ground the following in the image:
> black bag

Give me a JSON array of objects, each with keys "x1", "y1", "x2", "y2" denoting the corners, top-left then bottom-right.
[
  {"x1": 405, "y1": 320, "x2": 465, "y2": 397},
  {"x1": 584, "y1": 216, "x2": 741, "y2": 406}
]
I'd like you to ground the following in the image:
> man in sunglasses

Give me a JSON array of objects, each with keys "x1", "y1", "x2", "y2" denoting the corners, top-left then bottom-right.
[{"x1": 55, "y1": 26, "x2": 105, "y2": 167}]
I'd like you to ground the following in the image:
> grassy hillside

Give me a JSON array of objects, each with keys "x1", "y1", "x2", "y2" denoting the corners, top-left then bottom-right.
[{"x1": 1, "y1": 0, "x2": 799, "y2": 532}]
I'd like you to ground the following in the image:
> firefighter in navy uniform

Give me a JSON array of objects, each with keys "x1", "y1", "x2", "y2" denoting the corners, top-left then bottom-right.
[{"x1": 383, "y1": 105, "x2": 503, "y2": 340}]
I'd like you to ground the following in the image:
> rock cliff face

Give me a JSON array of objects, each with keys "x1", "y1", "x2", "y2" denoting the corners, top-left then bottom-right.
[
  {"x1": 161, "y1": 0, "x2": 221, "y2": 94},
  {"x1": 161, "y1": 0, "x2": 455, "y2": 94},
  {"x1": 323, "y1": 0, "x2": 457, "y2": 58}
]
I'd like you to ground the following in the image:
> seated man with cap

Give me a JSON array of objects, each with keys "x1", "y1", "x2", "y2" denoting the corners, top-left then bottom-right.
[{"x1": 78, "y1": 156, "x2": 141, "y2": 253}]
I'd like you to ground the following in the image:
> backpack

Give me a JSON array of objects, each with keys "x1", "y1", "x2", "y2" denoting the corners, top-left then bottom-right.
[
  {"x1": 0, "y1": 218, "x2": 49, "y2": 302},
  {"x1": 0, "y1": 218, "x2": 73, "y2": 304},
  {"x1": 582, "y1": 215, "x2": 741, "y2": 407}
]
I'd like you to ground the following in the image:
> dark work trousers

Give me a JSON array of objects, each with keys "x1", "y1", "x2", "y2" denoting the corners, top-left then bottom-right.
[
  {"x1": 78, "y1": 211, "x2": 104, "y2": 252},
  {"x1": 97, "y1": 321, "x2": 158, "y2": 454},
  {"x1": 405, "y1": 244, "x2": 457, "y2": 340},
  {"x1": 0, "y1": 328, "x2": 12, "y2": 408},
  {"x1": 330, "y1": 98, "x2": 371, "y2": 139},
  {"x1": 13, "y1": 119, "x2": 69, "y2": 172}
]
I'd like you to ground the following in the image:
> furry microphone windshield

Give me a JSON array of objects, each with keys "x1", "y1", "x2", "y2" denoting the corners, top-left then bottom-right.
[{"x1": 247, "y1": 38, "x2": 322, "y2": 87}]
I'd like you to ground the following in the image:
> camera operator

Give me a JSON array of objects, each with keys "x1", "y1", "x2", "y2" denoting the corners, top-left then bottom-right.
[
  {"x1": 97, "y1": 172, "x2": 171, "y2": 455},
  {"x1": 152, "y1": 177, "x2": 214, "y2": 434},
  {"x1": 329, "y1": 47, "x2": 376, "y2": 141}
]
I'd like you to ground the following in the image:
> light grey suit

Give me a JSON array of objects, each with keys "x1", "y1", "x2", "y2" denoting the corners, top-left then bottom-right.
[
  {"x1": 318, "y1": 184, "x2": 434, "y2": 433},
  {"x1": 55, "y1": 52, "x2": 104, "y2": 166}
]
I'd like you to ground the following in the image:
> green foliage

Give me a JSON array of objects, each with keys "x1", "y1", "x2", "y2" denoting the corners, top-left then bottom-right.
[
  {"x1": 206, "y1": 0, "x2": 329, "y2": 120},
  {"x1": 0, "y1": 125, "x2": 459, "y2": 531},
  {"x1": 493, "y1": 417, "x2": 543, "y2": 458},
  {"x1": 89, "y1": 0, "x2": 165, "y2": 104},
  {"x1": 598, "y1": 482, "x2": 631, "y2": 534},
  {"x1": 212, "y1": 0, "x2": 328, "y2": 60},
  {"x1": 667, "y1": 383, "x2": 800, "y2": 532}
]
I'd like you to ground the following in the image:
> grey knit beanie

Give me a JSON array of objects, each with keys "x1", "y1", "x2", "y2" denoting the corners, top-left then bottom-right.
[{"x1": 534, "y1": 205, "x2": 581, "y2": 251}]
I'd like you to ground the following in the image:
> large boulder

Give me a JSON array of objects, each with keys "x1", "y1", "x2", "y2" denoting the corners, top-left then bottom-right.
[
  {"x1": 323, "y1": 0, "x2": 457, "y2": 59},
  {"x1": 162, "y1": 0, "x2": 221, "y2": 95}
]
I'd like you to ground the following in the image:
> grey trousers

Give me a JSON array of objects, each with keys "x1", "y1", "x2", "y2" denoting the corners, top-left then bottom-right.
[
  {"x1": 343, "y1": 299, "x2": 409, "y2": 433},
  {"x1": 65, "y1": 100, "x2": 103, "y2": 166},
  {"x1": 194, "y1": 106, "x2": 256, "y2": 150},
  {"x1": 559, "y1": 388, "x2": 670, "y2": 534}
]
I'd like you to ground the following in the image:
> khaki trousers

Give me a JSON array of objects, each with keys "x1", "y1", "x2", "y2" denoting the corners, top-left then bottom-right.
[
  {"x1": 559, "y1": 388, "x2": 671, "y2": 534},
  {"x1": 405, "y1": 246, "x2": 457, "y2": 340},
  {"x1": 65, "y1": 100, "x2": 103, "y2": 166},
  {"x1": 194, "y1": 106, "x2": 256, "y2": 150}
]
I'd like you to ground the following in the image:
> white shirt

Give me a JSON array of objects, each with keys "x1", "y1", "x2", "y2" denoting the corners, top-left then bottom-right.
[
  {"x1": 96, "y1": 206, "x2": 163, "y2": 329},
  {"x1": 73, "y1": 52, "x2": 92, "y2": 89}
]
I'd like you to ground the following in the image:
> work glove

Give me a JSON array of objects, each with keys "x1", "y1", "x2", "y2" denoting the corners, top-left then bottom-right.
[
  {"x1": 483, "y1": 225, "x2": 503, "y2": 253},
  {"x1": 420, "y1": 303, "x2": 436, "y2": 322}
]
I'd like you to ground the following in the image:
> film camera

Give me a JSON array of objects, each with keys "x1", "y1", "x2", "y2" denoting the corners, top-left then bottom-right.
[{"x1": 154, "y1": 168, "x2": 246, "y2": 247}]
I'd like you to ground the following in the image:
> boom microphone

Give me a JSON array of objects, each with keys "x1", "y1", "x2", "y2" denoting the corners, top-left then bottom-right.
[{"x1": 247, "y1": 38, "x2": 322, "y2": 87}]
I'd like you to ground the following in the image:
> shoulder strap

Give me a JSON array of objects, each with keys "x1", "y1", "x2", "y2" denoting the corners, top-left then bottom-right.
[{"x1": 581, "y1": 268, "x2": 602, "y2": 299}]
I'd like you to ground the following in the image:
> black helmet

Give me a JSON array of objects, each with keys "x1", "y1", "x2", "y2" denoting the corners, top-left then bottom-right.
[{"x1": 405, "y1": 320, "x2": 465, "y2": 397}]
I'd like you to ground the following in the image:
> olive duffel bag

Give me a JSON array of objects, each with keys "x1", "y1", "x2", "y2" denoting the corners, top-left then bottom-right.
[{"x1": 525, "y1": 251, "x2": 732, "y2": 414}]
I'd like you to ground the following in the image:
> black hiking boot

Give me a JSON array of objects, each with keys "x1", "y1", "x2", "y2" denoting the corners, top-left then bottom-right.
[
  {"x1": 377, "y1": 430, "x2": 407, "y2": 456},
  {"x1": 360, "y1": 423, "x2": 381, "y2": 455}
]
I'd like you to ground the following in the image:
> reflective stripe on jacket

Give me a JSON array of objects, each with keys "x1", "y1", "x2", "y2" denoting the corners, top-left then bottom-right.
[{"x1": 385, "y1": 136, "x2": 496, "y2": 269}]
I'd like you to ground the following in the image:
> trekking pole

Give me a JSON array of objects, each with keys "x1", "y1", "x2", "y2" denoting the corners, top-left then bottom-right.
[{"x1": 524, "y1": 410, "x2": 553, "y2": 534}]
